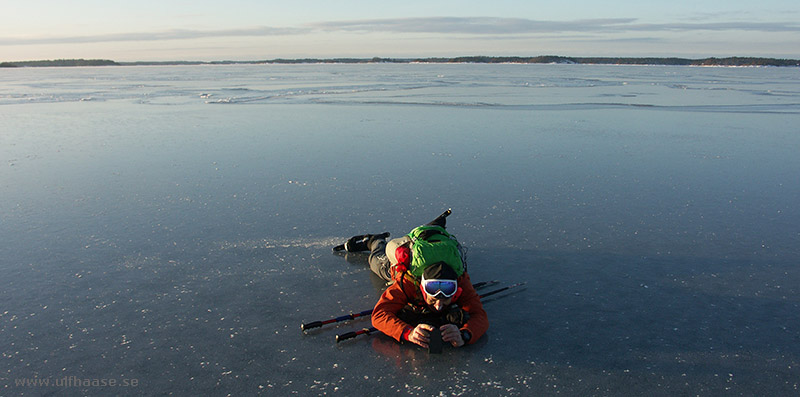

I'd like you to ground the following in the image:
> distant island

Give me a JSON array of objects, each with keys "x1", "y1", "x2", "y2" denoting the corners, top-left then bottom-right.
[
  {"x1": 2, "y1": 56, "x2": 798, "y2": 68},
  {"x1": 1, "y1": 59, "x2": 120, "y2": 67}
]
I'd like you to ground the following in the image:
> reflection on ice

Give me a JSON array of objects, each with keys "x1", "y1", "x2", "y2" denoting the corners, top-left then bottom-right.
[
  {"x1": 2, "y1": 64, "x2": 799, "y2": 114},
  {"x1": 217, "y1": 237, "x2": 344, "y2": 251}
]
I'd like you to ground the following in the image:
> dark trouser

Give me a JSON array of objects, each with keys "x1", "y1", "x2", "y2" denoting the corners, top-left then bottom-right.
[{"x1": 368, "y1": 239, "x2": 392, "y2": 282}]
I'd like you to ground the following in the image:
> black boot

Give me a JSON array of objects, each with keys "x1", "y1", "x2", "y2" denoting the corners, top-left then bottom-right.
[
  {"x1": 344, "y1": 234, "x2": 370, "y2": 252},
  {"x1": 367, "y1": 232, "x2": 390, "y2": 251},
  {"x1": 426, "y1": 209, "x2": 451, "y2": 228},
  {"x1": 333, "y1": 232, "x2": 390, "y2": 252}
]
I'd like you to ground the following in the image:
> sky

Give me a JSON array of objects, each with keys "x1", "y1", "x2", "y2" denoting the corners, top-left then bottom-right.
[{"x1": 1, "y1": 0, "x2": 799, "y2": 62}]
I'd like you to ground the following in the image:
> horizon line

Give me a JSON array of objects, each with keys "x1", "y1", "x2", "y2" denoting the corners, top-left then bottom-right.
[{"x1": 4, "y1": 55, "x2": 800, "y2": 64}]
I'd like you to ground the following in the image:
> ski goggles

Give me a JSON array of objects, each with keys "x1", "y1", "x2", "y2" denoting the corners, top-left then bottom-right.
[{"x1": 421, "y1": 278, "x2": 458, "y2": 298}]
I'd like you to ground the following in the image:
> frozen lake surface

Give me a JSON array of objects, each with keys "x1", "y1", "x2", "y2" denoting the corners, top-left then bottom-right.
[{"x1": 1, "y1": 63, "x2": 799, "y2": 395}]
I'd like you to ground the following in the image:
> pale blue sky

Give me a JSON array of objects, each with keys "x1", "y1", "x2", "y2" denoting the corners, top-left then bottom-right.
[{"x1": 1, "y1": 0, "x2": 798, "y2": 61}]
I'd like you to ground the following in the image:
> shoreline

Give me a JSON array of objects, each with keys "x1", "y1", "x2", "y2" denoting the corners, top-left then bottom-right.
[{"x1": 2, "y1": 56, "x2": 799, "y2": 68}]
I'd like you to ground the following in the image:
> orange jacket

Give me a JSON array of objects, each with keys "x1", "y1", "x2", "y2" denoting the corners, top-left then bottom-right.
[{"x1": 371, "y1": 272, "x2": 489, "y2": 344}]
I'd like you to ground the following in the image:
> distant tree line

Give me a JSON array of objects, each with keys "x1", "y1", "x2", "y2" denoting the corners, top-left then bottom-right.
[
  {"x1": 2, "y1": 56, "x2": 798, "y2": 67},
  {"x1": 126, "y1": 56, "x2": 800, "y2": 67},
  {"x1": 0, "y1": 59, "x2": 119, "y2": 67},
  {"x1": 408, "y1": 56, "x2": 800, "y2": 67}
]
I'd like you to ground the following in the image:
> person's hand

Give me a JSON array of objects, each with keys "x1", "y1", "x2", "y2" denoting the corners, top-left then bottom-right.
[
  {"x1": 407, "y1": 323, "x2": 434, "y2": 348},
  {"x1": 440, "y1": 324, "x2": 465, "y2": 347}
]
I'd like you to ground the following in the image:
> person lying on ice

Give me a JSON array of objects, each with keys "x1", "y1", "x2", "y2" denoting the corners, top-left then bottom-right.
[{"x1": 336, "y1": 211, "x2": 488, "y2": 348}]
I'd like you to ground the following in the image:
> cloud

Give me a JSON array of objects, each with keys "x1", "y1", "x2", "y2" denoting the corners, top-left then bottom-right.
[
  {"x1": 2, "y1": 17, "x2": 798, "y2": 47},
  {"x1": 311, "y1": 17, "x2": 637, "y2": 34},
  {"x1": 311, "y1": 16, "x2": 800, "y2": 35},
  {"x1": 0, "y1": 26, "x2": 309, "y2": 45},
  {"x1": 626, "y1": 21, "x2": 800, "y2": 33}
]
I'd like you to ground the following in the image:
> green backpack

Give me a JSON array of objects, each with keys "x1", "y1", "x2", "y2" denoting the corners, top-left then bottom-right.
[{"x1": 407, "y1": 225, "x2": 464, "y2": 278}]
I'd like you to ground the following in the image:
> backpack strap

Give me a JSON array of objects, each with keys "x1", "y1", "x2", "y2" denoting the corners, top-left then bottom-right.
[{"x1": 408, "y1": 225, "x2": 453, "y2": 242}]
